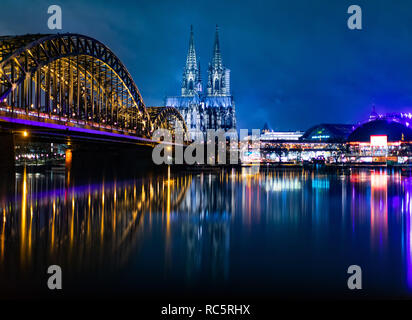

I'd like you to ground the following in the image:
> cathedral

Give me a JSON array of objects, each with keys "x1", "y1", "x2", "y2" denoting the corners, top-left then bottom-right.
[{"x1": 165, "y1": 25, "x2": 237, "y2": 140}]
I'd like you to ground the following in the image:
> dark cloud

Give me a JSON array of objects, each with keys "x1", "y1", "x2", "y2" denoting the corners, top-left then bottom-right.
[{"x1": 1, "y1": 0, "x2": 412, "y2": 130}]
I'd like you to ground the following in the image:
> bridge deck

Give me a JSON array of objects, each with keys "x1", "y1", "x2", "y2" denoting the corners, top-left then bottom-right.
[{"x1": 0, "y1": 106, "x2": 155, "y2": 145}]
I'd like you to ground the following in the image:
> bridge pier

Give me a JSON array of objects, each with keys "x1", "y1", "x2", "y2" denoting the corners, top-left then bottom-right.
[
  {"x1": 0, "y1": 131, "x2": 15, "y2": 173},
  {"x1": 0, "y1": 131, "x2": 15, "y2": 199}
]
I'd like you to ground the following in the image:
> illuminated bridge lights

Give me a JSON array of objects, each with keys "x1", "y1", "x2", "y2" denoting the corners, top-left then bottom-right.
[{"x1": 0, "y1": 33, "x2": 188, "y2": 141}]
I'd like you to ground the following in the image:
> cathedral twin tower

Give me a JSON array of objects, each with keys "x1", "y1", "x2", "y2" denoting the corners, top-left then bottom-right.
[
  {"x1": 166, "y1": 25, "x2": 236, "y2": 140},
  {"x1": 181, "y1": 25, "x2": 230, "y2": 97}
]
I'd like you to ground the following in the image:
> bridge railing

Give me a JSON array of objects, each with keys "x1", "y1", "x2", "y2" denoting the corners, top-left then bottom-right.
[{"x1": 0, "y1": 104, "x2": 139, "y2": 137}]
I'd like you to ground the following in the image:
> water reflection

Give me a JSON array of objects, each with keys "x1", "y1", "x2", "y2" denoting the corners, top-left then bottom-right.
[
  {"x1": 0, "y1": 168, "x2": 191, "y2": 280},
  {"x1": 404, "y1": 179, "x2": 412, "y2": 290},
  {"x1": 0, "y1": 166, "x2": 412, "y2": 297},
  {"x1": 370, "y1": 171, "x2": 388, "y2": 251}
]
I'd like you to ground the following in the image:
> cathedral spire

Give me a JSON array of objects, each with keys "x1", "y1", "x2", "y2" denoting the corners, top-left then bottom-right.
[
  {"x1": 185, "y1": 24, "x2": 197, "y2": 70},
  {"x1": 182, "y1": 25, "x2": 202, "y2": 96},
  {"x1": 207, "y1": 25, "x2": 229, "y2": 96},
  {"x1": 211, "y1": 24, "x2": 223, "y2": 70}
]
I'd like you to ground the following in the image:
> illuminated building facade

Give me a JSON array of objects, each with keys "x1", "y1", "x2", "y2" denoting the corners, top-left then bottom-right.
[
  {"x1": 254, "y1": 123, "x2": 352, "y2": 164},
  {"x1": 261, "y1": 131, "x2": 304, "y2": 141},
  {"x1": 300, "y1": 124, "x2": 354, "y2": 143},
  {"x1": 255, "y1": 116, "x2": 412, "y2": 165},
  {"x1": 165, "y1": 26, "x2": 237, "y2": 140},
  {"x1": 347, "y1": 119, "x2": 412, "y2": 163}
]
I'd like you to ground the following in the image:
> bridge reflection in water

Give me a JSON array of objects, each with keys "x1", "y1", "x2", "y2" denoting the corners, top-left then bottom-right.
[
  {"x1": 0, "y1": 168, "x2": 193, "y2": 282},
  {"x1": 0, "y1": 167, "x2": 412, "y2": 297}
]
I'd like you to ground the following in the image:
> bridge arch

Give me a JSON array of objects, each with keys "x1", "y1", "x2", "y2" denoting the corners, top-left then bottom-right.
[
  {"x1": 0, "y1": 33, "x2": 152, "y2": 136},
  {"x1": 147, "y1": 106, "x2": 189, "y2": 138}
]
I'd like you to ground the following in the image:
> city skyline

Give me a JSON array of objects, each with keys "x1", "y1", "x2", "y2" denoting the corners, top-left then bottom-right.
[
  {"x1": 2, "y1": 0, "x2": 412, "y2": 307},
  {"x1": 2, "y1": 0, "x2": 412, "y2": 131}
]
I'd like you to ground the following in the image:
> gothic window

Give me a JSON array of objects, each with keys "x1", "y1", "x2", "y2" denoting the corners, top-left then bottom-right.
[
  {"x1": 189, "y1": 80, "x2": 193, "y2": 90},
  {"x1": 214, "y1": 79, "x2": 220, "y2": 91}
]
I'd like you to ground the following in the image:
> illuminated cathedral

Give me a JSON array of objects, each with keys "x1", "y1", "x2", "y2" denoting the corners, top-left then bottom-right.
[{"x1": 165, "y1": 25, "x2": 237, "y2": 140}]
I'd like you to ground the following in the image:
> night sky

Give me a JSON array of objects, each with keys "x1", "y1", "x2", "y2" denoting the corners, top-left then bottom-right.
[{"x1": 2, "y1": 0, "x2": 412, "y2": 130}]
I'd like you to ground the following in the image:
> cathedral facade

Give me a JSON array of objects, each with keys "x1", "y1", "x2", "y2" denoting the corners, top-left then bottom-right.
[{"x1": 165, "y1": 25, "x2": 237, "y2": 140}]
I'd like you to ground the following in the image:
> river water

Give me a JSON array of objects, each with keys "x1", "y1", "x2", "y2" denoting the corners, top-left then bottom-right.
[{"x1": 0, "y1": 166, "x2": 411, "y2": 299}]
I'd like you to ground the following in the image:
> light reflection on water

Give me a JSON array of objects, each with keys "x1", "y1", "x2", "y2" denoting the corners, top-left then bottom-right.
[{"x1": 0, "y1": 166, "x2": 411, "y2": 298}]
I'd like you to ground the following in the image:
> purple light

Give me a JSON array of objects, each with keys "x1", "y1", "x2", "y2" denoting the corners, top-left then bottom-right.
[
  {"x1": 0, "y1": 115, "x2": 153, "y2": 143},
  {"x1": 406, "y1": 191, "x2": 412, "y2": 290}
]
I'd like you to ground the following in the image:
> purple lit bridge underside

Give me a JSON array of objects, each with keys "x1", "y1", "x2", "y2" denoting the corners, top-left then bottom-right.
[{"x1": 0, "y1": 114, "x2": 160, "y2": 146}]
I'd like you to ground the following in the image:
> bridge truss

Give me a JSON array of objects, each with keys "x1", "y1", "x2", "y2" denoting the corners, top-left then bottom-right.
[
  {"x1": 147, "y1": 106, "x2": 189, "y2": 139},
  {"x1": 0, "y1": 33, "x2": 187, "y2": 140}
]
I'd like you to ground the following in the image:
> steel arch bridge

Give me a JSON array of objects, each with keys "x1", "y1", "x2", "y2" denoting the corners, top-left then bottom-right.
[{"x1": 0, "y1": 33, "x2": 187, "y2": 140}]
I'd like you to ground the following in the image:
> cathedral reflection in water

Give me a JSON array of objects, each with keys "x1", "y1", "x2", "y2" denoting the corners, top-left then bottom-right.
[{"x1": 0, "y1": 168, "x2": 235, "y2": 288}]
